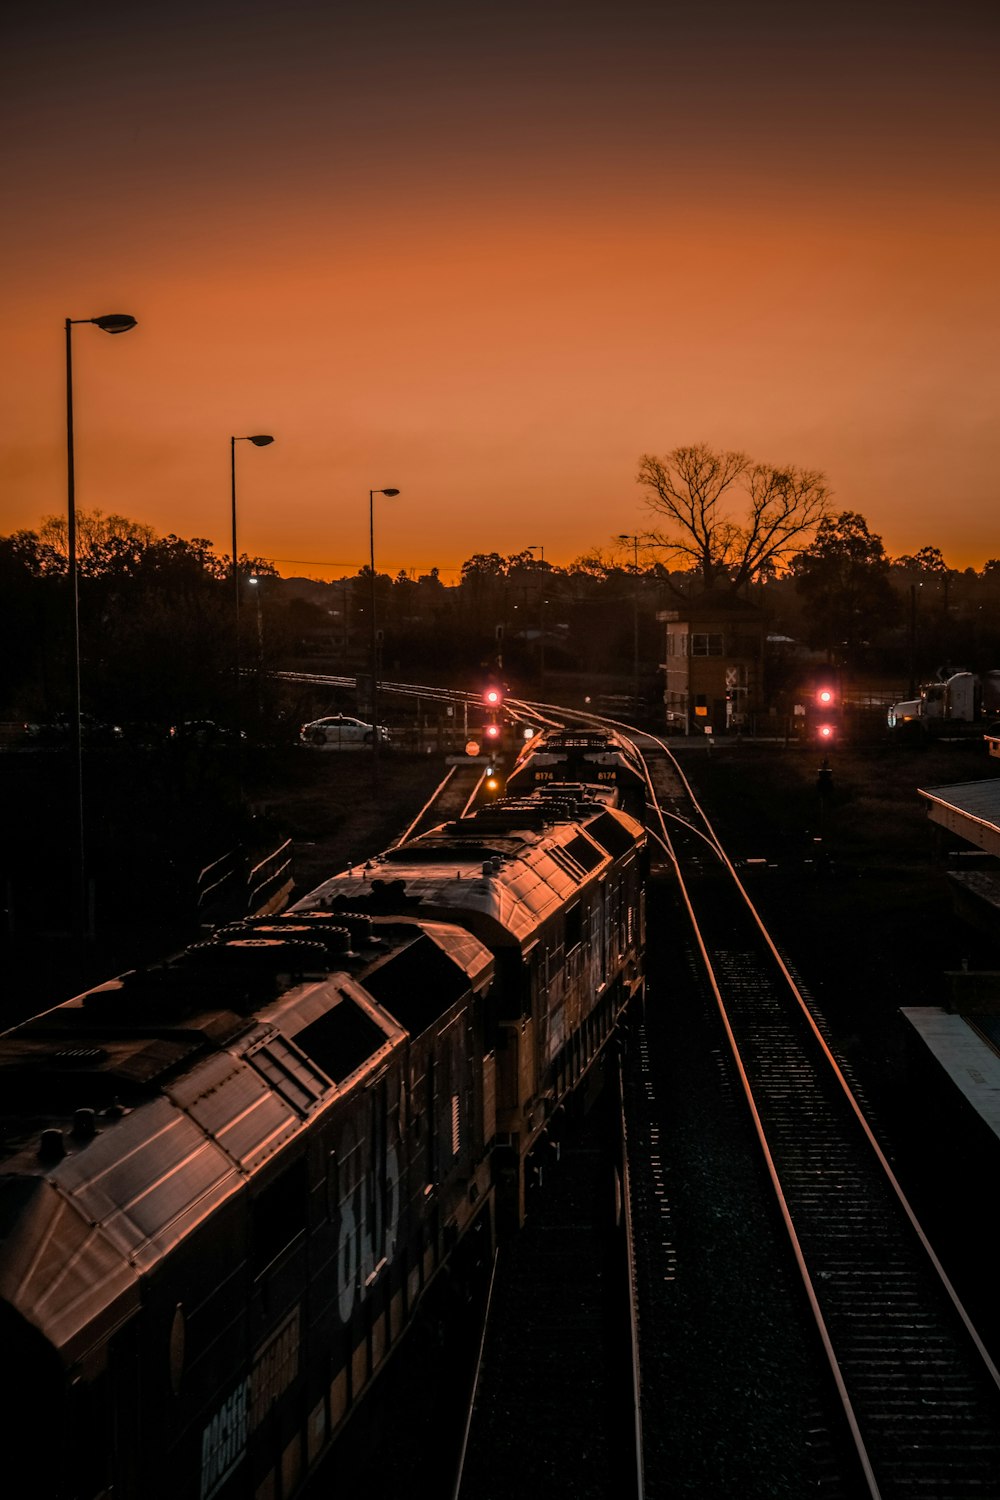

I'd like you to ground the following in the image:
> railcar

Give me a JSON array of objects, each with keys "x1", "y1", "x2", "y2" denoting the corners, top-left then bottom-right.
[
  {"x1": 298, "y1": 791, "x2": 647, "y2": 1225},
  {"x1": 0, "y1": 792, "x2": 645, "y2": 1500},
  {"x1": 503, "y1": 727, "x2": 647, "y2": 819}
]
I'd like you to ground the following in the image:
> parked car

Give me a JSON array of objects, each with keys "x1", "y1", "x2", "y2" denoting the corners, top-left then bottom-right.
[
  {"x1": 299, "y1": 714, "x2": 390, "y2": 747},
  {"x1": 23, "y1": 713, "x2": 123, "y2": 745},
  {"x1": 167, "y1": 720, "x2": 246, "y2": 745}
]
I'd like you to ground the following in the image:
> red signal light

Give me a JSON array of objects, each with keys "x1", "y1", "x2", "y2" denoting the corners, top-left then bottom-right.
[
  {"x1": 484, "y1": 687, "x2": 502, "y2": 707},
  {"x1": 484, "y1": 721, "x2": 501, "y2": 740},
  {"x1": 818, "y1": 723, "x2": 835, "y2": 740}
]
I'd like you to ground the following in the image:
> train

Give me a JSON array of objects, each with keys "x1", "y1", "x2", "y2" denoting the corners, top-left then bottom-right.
[
  {"x1": 503, "y1": 726, "x2": 647, "y2": 819},
  {"x1": 0, "y1": 748, "x2": 646, "y2": 1500}
]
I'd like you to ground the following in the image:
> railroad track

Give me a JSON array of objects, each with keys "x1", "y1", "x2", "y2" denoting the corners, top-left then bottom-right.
[
  {"x1": 628, "y1": 737, "x2": 1000, "y2": 1497},
  {"x1": 453, "y1": 1069, "x2": 641, "y2": 1500},
  {"x1": 292, "y1": 691, "x2": 1000, "y2": 1493},
  {"x1": 393, "y1": 760, "x2": 486, "y2": 841}
]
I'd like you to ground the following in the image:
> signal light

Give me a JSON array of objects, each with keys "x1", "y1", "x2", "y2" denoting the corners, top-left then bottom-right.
[
  {"x1": 817, "y1": 723, "x2": 835, "y2": 741},
  {"x1": 484, "y1": 686, "x2": 503, "y2": 708},
  {"x1": 484, "y1": 722, "x2": 501, "y2": 740}
]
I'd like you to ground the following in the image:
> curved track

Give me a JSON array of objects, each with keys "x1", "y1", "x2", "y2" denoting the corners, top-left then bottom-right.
[
  {"x1": 280, "y1": 677, "x2": 1000, "y2": 1491},
  {"x1": 628, "y1": 729, "x2": 1000, "y2": 1497}
]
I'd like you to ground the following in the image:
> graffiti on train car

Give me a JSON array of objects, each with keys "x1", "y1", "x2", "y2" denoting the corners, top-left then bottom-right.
[
  {"x1": 200, "y1": 1377, "x2": 249, "y2": 1500},
  {"x1": 335, "y1": 1114, "x2": 402, "y2": 1324},
  {"x1": 200, "y1": 1309, "x2": 301, "y2": 1500},
  {"x1": 250, "y1": 1309, "x2": 301, "y2": 1427}
]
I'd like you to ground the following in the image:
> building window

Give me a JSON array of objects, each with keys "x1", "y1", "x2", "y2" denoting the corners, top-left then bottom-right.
[{"x1": 691, "y1": 633, "x2": 724, "y2": 656}]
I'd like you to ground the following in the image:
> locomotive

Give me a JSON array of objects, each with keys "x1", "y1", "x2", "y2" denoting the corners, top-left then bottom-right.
[
  {"x1": 0, "y1": 778, "x2": 646, "y2": 1499},
  {"x1": 503, "y1": 726, "x2": 647, "y2": 819}
]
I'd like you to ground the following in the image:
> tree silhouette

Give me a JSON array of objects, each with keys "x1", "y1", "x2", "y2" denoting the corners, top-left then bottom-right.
[
  {"x1": 792, "y1": 511, "x2": 899, "y2": 662},
  {"x1": 636, "y1": 442, "x2": 831, "y2": 591}
]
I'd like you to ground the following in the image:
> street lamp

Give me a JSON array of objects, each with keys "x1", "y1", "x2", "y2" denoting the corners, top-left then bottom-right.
[
  {"x1": 369, "y1": 487, "x2": 400, "y2": 772},
  {"x1": 65, "y1": 311, "x2": 137, "y2": 937},
  {"x1": 230, "y1": 434, "x2": 274, "y2": 695}
]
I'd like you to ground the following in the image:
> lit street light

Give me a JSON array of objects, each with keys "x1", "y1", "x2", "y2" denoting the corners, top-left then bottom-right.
[
  {"x1": 230, "y1": 434, "x2": 274, "y2": 700},
  {"x1": 369, "y1": 487, "x2": 400, "y2": 775},
  {"x1": 65, "y1": 311, "x2": 137, "y2": 937}
]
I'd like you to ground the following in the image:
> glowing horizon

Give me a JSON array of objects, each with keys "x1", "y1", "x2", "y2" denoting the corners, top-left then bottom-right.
[{"x1": 3, "y1": 1, "x2": 997, "y2": 582}]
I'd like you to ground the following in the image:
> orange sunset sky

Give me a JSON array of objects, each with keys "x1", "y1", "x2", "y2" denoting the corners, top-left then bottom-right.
[{"x1": 2, "y1": 0, "x2": 998, "y2": 582}]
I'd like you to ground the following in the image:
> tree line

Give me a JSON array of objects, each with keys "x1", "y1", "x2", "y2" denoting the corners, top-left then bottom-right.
[{"x1": 4, "y1": 445, "x2": 999, "y2": 729}]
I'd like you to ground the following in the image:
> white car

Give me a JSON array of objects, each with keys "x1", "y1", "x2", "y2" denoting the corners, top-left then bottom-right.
[{"x1": 299, "y1": 714, "x2": 390, "y2": 748}]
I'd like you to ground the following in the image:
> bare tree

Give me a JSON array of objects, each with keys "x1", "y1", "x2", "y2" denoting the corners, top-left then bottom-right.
[
  {"x1": 39, "y1": 509, "x2": 156, "y2": 575},
  {"x1": 636, "y1": 443, "x2": 832, "y2": 591}
]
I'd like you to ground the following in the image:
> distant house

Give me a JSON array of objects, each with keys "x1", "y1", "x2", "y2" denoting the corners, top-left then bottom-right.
[{"x1": 657, "y1": 591, "x2": 765, "y2": 734}]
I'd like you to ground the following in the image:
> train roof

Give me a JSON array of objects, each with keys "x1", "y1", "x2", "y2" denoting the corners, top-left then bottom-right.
[
  {"x1": 0, "y1": 916, "x2": 493, "y2": 1362},
  {"x1": 296, "y1": 798, "x2": 645, "y2": 945},
  {"x1": 506, "y1": 727, "x2": 645, "y2": 787},
  {"x1": 515, "y1": 726, "x2": 642, "y2": 760}
]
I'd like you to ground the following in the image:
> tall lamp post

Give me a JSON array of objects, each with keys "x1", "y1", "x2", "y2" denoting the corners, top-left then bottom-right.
[
  {"x1": 619, "y1": 532, "x2": 643, "y2": 715},
  {"x1": 369, "y1": 487, "x2": 400, "y2": 774},
  {"x1": 230, "y1": 434, "x2": 274, "y2": 701},
  {"x1": 65, "y1": 311, "x2": 137, "y2": 937}
]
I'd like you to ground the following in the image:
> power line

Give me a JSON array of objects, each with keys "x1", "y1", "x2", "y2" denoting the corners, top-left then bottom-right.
[{"x1": 265, "y1": 555, "x2": 465, "y2": 580}]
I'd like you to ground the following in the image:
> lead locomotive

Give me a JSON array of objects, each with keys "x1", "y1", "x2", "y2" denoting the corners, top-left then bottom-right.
[{"x1": 0, "y1": 777, "x2": 645, "y2": 1499}]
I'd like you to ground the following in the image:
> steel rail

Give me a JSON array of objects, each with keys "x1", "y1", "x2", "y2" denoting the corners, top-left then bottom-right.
[
  {"x1": 537, "y1": 708, "x2": 1000, "y2": 1489},
  {"x1": 627, "y1": 731, "x2": 1000, "y2": 1493},
  {"x1": 617, "y1": 1051, "x2": 646, "y2": 1500},
  {"x1": 392, "y1": 765, "x2": 459, "y2": 846},
  {"x1": 450, "y1": 1248, "x2": 502, "y2": 1500},
  {"x1": 633, "y1": 728, "x2": 1000, "y2": 1400},
  {"x1": 631, "y1": 731, "x2": 884, "y2": 1489},
  {"x1": 661, "y1": 812, "x2": 882, "y2": 1495}
]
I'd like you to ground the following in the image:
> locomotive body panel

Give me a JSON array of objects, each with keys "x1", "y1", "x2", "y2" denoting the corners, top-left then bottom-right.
[
  {"x1": 297, "y1": 792, "x2": 646, "y2": 1229},
  {"x1": 0, "y1": 775, "x2": 646, "y2": 1499}
]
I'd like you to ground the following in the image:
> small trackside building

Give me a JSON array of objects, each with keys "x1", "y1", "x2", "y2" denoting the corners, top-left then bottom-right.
[{"x1": 657, "y1": 590, "x2": 765, "y2": 735}]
